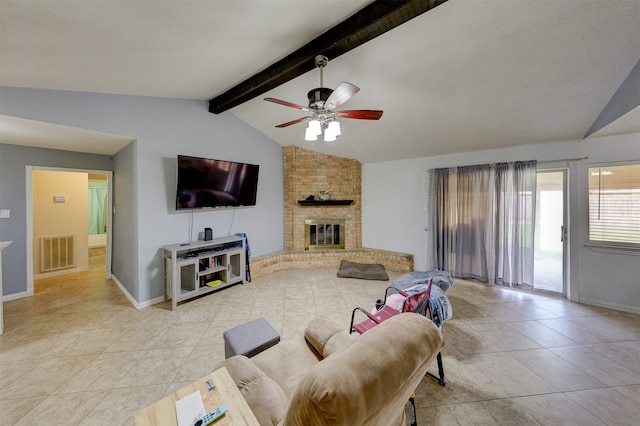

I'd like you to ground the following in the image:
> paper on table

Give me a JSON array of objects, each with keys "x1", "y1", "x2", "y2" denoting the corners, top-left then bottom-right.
[{"x1": 175, "y1": 391, "x2": 205, "y2": 426}]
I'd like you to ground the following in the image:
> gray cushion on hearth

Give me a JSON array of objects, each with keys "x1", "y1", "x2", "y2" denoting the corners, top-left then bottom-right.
[{"x1": 336, "y1": 260, "x2": 389, "y2": 281}]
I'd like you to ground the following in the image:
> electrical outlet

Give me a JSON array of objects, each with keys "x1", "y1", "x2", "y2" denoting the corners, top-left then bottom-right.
[{"x1": 0, "y1": 209, "x2": 10, "y2": 218}]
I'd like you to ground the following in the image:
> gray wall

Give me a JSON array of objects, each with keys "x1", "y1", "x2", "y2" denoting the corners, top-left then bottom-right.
[
  {"x1": 112, "y1": 140, "x2": 138, "y2": 300},
  {"x1": 0, "y1": 143, "x2": 114, "y2": 295},
  {"x1": 0, "y1": 86, "x2": 284, "y2": 304}
]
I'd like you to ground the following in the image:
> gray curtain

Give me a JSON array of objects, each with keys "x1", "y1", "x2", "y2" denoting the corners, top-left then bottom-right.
[{"x1": 430, "y1": 160, "x2": 537, "y2": 288}]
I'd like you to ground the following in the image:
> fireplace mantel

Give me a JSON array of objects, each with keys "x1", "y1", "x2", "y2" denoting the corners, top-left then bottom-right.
[{"x1": 297, "y1": 200, "x2": 353, "y2": 206}]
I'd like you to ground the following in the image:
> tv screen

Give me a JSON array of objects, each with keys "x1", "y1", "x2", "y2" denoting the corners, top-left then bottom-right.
[{"x1": 176, "y1": 155, "x2": 259, "y2": 210}]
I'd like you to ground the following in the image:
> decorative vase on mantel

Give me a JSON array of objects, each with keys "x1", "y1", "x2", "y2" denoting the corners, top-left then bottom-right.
[{"x1": 318, "y1": 191, "x2": 331, "y2": 201}]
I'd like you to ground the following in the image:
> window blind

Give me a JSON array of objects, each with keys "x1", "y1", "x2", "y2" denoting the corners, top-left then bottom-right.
[{"x1": 588, "y1": 164, "x2": 640, "y2": 245}]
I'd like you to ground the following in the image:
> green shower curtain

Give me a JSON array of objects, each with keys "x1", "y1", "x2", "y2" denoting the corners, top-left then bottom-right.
[{"x1": 88, "y1": 181, "x2": 107, "y2": 235}]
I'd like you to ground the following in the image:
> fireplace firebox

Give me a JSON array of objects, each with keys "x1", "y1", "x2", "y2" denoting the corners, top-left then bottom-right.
[{"x1": 304, "y1": 219, "x2": 345, "y2": 250}]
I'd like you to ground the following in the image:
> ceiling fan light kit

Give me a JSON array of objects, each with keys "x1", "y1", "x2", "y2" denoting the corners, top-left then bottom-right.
[
  {"x1": 328, "y1": 120, "x2": 341, "y2": 136},
  {"x1": 309, "y1": 119, "x2": 322, "y2": 136},
  {"x1": 323, "y1": 128, "x2": 337, "y2": 142},
  {"x1": 265, "y1": 55, "x2": 383, "y2": 144},
  {"x1": 305, "y1": 127, "x2": 318, "y2": 141}
]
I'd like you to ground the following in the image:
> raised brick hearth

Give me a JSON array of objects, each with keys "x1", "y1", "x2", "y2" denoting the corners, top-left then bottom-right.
[
  {"x1": 250, "y1": 248, "x2": 413, "y2": 279},
  {"x1": 250, "y1": 146, "x2": 413, "y2": 278}
]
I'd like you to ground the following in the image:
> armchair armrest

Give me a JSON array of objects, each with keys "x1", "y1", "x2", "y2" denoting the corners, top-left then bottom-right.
[{"x1": 215, "y1": 356, "x2": 288, "y2": 426}]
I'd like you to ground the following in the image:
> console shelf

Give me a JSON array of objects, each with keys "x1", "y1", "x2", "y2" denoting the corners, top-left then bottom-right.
[{"x1": 164, "y1": 235, "x2": 246, "y2": 310}]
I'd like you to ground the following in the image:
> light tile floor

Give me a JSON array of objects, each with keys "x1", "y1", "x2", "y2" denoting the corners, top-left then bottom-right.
[{"x1": 1, "y1": 255, "x2": 639, "y2": 425}]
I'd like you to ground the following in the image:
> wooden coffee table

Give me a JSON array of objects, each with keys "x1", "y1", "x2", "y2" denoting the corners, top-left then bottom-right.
[{"x1": 134, "y1": 367, "x2": 259, "y2": 426}]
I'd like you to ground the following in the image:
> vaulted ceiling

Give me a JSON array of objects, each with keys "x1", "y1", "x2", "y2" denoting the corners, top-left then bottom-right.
[{"x1": 1, "y1": 0, "x2": 638, "y2": 163}]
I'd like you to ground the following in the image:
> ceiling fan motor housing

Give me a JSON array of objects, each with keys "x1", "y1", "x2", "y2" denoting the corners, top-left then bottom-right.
[{"x1": 307, "y1": 87, "x2": 333, "y2": 109}]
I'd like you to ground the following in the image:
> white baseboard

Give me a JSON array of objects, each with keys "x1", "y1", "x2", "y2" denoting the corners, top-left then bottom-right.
[
  {"x1": 110, "y1": 274, "x2": 165, "y2": 310},
  {"x1": 2, "y1": 291, "x2": 28, "y2": 302},
  {"x1": 579, "y1": 298, "x2": 640, "y2": 315},
  {"x1": 136, "y1": 295, "x2": 166, "y2": 309}
]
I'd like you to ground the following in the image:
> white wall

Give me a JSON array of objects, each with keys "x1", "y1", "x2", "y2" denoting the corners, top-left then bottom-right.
[{"x1": 363, "y1": 133, "x2": 640, "y2": 313}]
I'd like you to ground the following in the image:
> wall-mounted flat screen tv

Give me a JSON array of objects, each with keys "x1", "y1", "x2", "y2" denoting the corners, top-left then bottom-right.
[{"x1": 176, "y1": 155, "x2": 259, "y2": 210}]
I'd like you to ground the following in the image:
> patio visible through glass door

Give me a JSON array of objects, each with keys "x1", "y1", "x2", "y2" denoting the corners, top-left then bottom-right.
[{"x1": 534, "y1": 170, "x2": 566, "y2": 293}]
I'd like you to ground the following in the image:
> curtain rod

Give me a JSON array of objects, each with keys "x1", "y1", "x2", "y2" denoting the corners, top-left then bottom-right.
[
  {"x1": 429, "y1": 157, "x2": 589, "y2": 172},
  {"x1": 537, "y1": 156, "x2": 588, "y2": 164}
]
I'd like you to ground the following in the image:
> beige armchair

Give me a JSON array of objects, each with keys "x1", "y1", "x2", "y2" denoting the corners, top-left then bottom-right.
[{"x1": 217, "y1": 313, "x2": 444, "y2": 426}]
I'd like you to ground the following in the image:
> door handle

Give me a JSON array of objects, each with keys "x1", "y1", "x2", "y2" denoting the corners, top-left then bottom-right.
[{"x1": 560, "y1": 226, "x2": 567, "y2": 242}]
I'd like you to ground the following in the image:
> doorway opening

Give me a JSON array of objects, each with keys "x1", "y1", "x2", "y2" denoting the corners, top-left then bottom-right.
[
  {"x1": 533, "y1": 170, "x2": 566, "y2": 294},
  {"x1": 88, "y1": 173, "x2": 108, "y2": 258},
  {"x1": 26, "y1": 166, "x2": 113, "y2": 297}
]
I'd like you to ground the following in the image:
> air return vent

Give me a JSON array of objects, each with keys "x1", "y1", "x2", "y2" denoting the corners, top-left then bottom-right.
[{"x1": 40, "y1": 234, "x2": 76, "y2": 272}]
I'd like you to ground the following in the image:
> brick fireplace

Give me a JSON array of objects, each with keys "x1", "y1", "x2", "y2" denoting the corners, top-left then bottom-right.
[
  {"x1": 284, "y1": 146, "x2": 361, "y2": 251},
  {"x1": 250, "y1": 146, "x2": 413, "y2": 277}
]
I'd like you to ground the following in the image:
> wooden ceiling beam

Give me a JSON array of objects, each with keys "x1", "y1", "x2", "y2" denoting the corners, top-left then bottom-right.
[{"x1": 209, "y1": 0, "x2": 448, "y2": 114}]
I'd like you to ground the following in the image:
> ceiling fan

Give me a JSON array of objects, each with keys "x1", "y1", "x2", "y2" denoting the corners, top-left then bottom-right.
[{"x1": 264, "y1": 55, "x2": 383, "y2": 142}]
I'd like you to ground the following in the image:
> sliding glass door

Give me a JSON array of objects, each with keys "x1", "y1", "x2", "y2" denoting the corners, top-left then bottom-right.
[{"x1": 533, "y1": 170, "x2": 566, "y2": 293}]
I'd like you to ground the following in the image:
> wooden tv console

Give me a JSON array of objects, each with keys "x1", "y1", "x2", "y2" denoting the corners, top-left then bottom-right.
[{"x1": 164, "y1": 235, "x2": 246, "y2": 310}]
